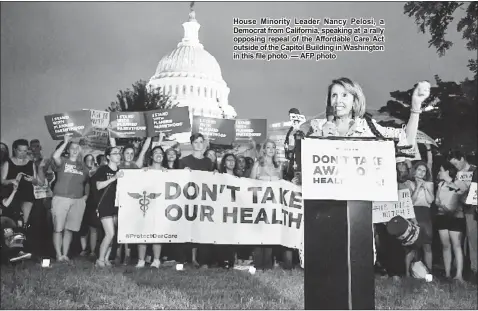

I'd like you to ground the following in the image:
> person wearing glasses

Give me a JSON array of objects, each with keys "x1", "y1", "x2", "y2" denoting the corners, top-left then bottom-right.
[{"x1": 94, "y1": 146, "x2": 124, "y2": 267}]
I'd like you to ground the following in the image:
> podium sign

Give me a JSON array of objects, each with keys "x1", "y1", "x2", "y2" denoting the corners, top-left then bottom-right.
[
  {"x1": 301, "y1": 138, "x2": 398, "y2": 201},
  {"x1": 302, "y1": 138, "x2": 397, "y2": 310}
]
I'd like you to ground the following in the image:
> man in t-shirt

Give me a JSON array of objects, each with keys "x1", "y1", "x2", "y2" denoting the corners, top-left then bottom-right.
[
  {"x1": 449, "y1": 150, "x2": 477, "y2": 281},
  {"x1": 178, "y1": 133, "x2": 213, "y2": 269},
  {"x1": 51, "y1": 134, "x2": 90, "y2": 262}
]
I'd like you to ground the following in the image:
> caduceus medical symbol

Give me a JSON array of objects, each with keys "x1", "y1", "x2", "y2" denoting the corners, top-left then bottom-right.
[{"x1": 128, "y1": 191, "x2": 162, "y2": 217}]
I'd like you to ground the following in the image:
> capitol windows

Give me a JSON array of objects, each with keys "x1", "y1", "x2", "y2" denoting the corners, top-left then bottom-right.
[
  {"x1": 197, "y1": 87, "x2": 201, "y2": 96},
  {"x1": 204, "y1": 87, "x2": 207, "y2": 97},
  {"x1": 210, "y1": 89, "x2": 213, "y2": 98},
  {"x1": 168, "y1": 85, "x2": 173, "y2": 95},
  {"x1": 175, "y1": 86, "x2": 179, "y2": 95},
  {"x1": 190, "y1": 85, "x2": 194, "y2": 94},
  {"x1": 183, "y1": 85, "x2": 187, "y2": 95}
]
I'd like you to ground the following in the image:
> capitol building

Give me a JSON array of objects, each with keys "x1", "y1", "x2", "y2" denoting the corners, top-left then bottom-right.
[
  {"x1": 147, "y1": 9, "x2": 236, "y2": 121},
  {"x1": 147, "y1": 7, "x2": 295, "y2": 161}
]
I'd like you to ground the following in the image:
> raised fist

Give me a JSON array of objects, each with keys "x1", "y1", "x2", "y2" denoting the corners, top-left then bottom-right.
[{"x1": 411, "y1": 81, "x2": 431, "y2": 110}]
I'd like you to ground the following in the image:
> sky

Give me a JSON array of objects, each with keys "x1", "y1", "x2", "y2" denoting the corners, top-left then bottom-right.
[{"x1": 1, "y1": 1, "x2": 475, "y2": 154}]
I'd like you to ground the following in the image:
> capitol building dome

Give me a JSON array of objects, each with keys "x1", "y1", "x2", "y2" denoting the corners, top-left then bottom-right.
[{"x1": 148, "y1": 10, "x2": 237, "y2": 119}]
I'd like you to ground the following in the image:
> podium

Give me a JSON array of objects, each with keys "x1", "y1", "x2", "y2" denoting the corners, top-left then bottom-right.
[{"x1": 300, "y1": 137, "x2": 398, "y2": 310}]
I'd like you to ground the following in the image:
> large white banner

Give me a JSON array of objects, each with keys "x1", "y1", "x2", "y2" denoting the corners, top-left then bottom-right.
[
  {"x1": 301, "y1": 138, "x2": 398, "y2": 201},
  {"x1": 117, "y1": 170, "x2": 303, "y2": 253},
  {"x1": 466, "y1": 182, "x2": 477, "y2": 205}
]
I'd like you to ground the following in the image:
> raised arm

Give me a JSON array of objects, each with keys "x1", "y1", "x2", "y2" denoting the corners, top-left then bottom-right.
[
  {"x1": 53, "y1": 134, "x2": 72, "y2": 166},
  {"x1": 135, "y1": 137, "x2": 153, "y2": 168},
  {"x1": 249, "y1": 162, "x2": 260, "y2": 180},
  {"x1": 109, "y1": 137, "x2": 117, "y2": 147},
  {"x1": 405, "y1": 81, "x2": 430, "y2": 146},
  {"x1": 425, "y1": 144, "x2": 433, "y2": 172}
]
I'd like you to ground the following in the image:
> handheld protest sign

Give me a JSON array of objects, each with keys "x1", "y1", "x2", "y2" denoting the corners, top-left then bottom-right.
[
  {"x1": 145, "y1": 107, "x2": 191, "y2": 136},
  {"x1": 302, "y1": 138, "x2": 397, "y2": 310},
  {"x1": 44, "y1": 110, "x2": 91, "y2": 140},
  {"x1": 234, "y1": 119, "x2": 267, "y2": 143},
  {"x1": 192, "y1": 116, "x2": 236, "y2": 145},
  {"x1": 109, "y1": 112, "x2": 148, "y2": 138}
]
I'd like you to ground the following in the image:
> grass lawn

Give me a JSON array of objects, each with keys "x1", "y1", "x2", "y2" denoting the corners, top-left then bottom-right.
[{"x1": 1, "y1": 258, "x2": 477, "y2": 309}]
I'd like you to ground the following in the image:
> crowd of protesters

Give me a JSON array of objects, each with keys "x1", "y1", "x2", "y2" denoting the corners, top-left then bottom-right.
[
  {"x1": 0, "y1": 134, "x2": 300, "y2": 271},
  {"x1": 375, "y1": 148, "x2": 477, "y2": 284},
  {"x1": 0, "y1": 77, "x2": 476, "y2": 285}
]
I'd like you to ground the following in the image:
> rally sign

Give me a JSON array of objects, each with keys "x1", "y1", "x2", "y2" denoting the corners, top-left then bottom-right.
[
  {"x1": 457, "y1": 171, "x2": 474, "y2": 183},
  {"x1": 192, "y1": 116, "x2": 236, "y2": 145},
  {"x1": 301, "y1": 138, "x2": 398, "y2": 201},
  {"x1": 466, "y1": 182, "x2": 477, "y2": 205},
  {"x1": 44, "y1": 110, "x2": 91, "y2": 140},
  {"x1": 109, "y1": 112, "x2": 147, "y2": 138},
  {"x1": 89, "y1": 109, "x2": 110, "y2": 129},
  {"x1": 235, "y1": 119, "x2": 267, "y2": 142},
  {"x1": 116, "y1": 169, "x2": 303, "y2": 251},
  {"x1": 372, "y1": 189, "x2": 415, "y2": 223},
  {"x1": 145, "y1": 107, "x2": 191, "y2": 136},
  {"x1": 416, "y1": 130, "x2": 438, "y2": 147},
  {"x1": 33, "y1": 185, "x2": 53, "y2": 200}
]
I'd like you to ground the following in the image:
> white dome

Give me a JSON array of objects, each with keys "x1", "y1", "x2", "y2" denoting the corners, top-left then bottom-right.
[
  {"x1": 148, "y1": 10, "x2": 236, "y2": 119},
  {"x1": 153, "y1": 45, "x2": 224, "y2": 83}
]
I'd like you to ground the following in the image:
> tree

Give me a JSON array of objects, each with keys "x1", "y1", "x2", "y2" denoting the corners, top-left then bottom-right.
[
  {"x1": 376, "y1": 2, "x2": 478, "y2": 154},
  {"x1": 404, "y1": 2, "x2": 477, "y2": 77},
  {"x1": 378, "y1": 75, "x2": 477, "y2": 153},
  {"x1": 107, "y1": 79, "x2": 173, "y2": 146},
  {"x1": 108, "y1": 80, "x2": 172, "y2": 112}
]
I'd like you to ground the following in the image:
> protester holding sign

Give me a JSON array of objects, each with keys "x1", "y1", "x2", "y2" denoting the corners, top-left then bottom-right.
[
  {"x1": 50, "y1": 134, "x2": 90, "y2": 262},
  {"x1": 163, "y1": 148, "x2": 180, "y2": 170},
  {"x1": 178, "y1": 133, "x2": 214, "y2": 269},
  {"x1": 435, "y1": 162, "x2": 468, "y2": 282},
  {"x1": 407, "y1": 161, "x2": 434, "y2": 273},
  {"x1": 95, "y1": 147, "x2": 124, "y2": 267},
  {"x1": 448, "y1": 150, "x2": 477, "y2": 280},
  {"x1": 217, "y1": 153, "x2": 240, "y2": 268},
  {"x1": 1, "y1": 139, "x2": 41, "y2": 226},
  {"x1": 79, "y1": 154, "x2": 99, "y2": 258},
  {"x1": 250, "y1": 139, "x2": 284, "y2": 270},
  {"x1": 109, "y1": 136, "x2": 152, "y2": 264},
  {"x1": 135, "y1": 146, "x2": 168, "y2": 269}
]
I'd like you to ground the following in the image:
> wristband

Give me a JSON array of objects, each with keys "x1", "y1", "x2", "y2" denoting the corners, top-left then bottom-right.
[{"x1": 410, "y1": 108, "x2": 422, "y2": 114}]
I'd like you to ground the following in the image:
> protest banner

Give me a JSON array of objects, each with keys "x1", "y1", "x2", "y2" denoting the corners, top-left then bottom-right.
[
  {"x1": 109, "y1": 112, "x2": 147, "y2": 138},
  {"x1": 457, "y1": 171, "x2": 474, "y2": 183},
  {"x1": 234, "y1": 119, "x2": 267, "y2": 143},
  {"x1": 301, "y1": 138, "x2": 398, "y2": 201},
  {"x1": 116, "y1": 170, "x2": 303, "y2": 252},
  {"x1": 372, "y1": 189, "x2": 415, "y2": 223},
  {"x1": 145, "y1": 107, "x2": 191, "y2": 136},
  {"x1": 80, "y1": 128, "x2": 109, "y2": 152},
  {"x1": 466, "y1": 182, "x2": 477, "y2": 205},
  {"x1": 44, "y1": 110, "x2": 91, "y2": 140},
  {"x1": 416, "y1": 130, "x2": 438, "y2": 147},
  {"x1": 89, "y1": 109, "x2": 110, "y2": 129},
  {"x1": 192, "y1": 116, "x2": 236, "y2": 145}
]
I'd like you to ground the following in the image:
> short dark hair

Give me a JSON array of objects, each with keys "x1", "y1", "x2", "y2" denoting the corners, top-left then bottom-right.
[
  {"x1": 12, "y1": 139, "x2": 29, "y2": 154},
  {"x1": 151, "y1": 146, "x2": 165, "y2": 156},
  {"x1": 83, "y1": 154, "x2": 94, "y2": 164},
  {"x1": 288, "y1": 108, "x2": 300, "y2": 115},
  {"x1": 96, "y1": 154, "x2": 105, "y2": 164},
  {"x1": 29, "y1": 139, "x2": 40, "y2": 145},
  {"x1": 190, "y1": 133, "x2": 205, "y2": 144},
  {"x1": 104, "y1": 147, "x2": 120, "y2": 161},
  {"x1": 447, "y1": 150, "x2": 466, "y2": 162},
  {"x1": 441, "y1": 162, "x2": 458, "y2": 181}
]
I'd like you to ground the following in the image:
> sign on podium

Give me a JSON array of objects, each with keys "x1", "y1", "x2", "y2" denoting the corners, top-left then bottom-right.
[{"x1": 301, "y1": 137, "x2": 397, "y2": 310}]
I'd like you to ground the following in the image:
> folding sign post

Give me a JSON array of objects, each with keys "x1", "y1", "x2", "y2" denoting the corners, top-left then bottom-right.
[{"x1": 301, "y1": 137, "x2": 397, "y2": 310}]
